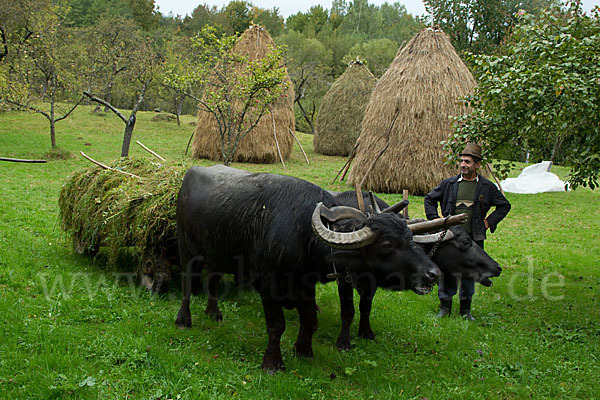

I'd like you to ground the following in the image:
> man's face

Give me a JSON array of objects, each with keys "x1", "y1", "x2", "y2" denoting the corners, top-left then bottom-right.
[{"x1": 460, "y1": 156, "x2": 480, "y2": 179}]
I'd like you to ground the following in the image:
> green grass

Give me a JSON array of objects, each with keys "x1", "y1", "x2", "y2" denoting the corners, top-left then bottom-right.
[{"x1": 1, "y1": 105, "x2": 599, "y2": 399}]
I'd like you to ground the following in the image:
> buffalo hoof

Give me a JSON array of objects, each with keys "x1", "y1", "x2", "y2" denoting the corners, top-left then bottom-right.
[
  {"x1": 175, "y1": 313, "x2": 192, "y2": 329},
  {"x1": 205, "y1": 307, "x2": 223, "y2": 322},
  {"x1": 262, "y1": 355, "x2": 285, "y2": 373},
  {"x1": 336, "y1": 337, "x2": 351, "y2": 351},
  {"x1": 294, "y1": 343, "x2": 314, "y2": 358},
  {"x1": 358, "y1": 328, "x2": 376, "y2": 341}
]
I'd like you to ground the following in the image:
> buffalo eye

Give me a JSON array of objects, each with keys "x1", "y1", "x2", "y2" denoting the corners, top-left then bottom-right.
[
  {"x1": 379, "y1": 240, "x2": 396, "y2": 254},
  {"x1": 461, "y1": 238, "x2": 472, "y2": 248}
]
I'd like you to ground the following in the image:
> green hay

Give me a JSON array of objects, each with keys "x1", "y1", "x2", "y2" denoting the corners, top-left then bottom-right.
[{"x1": 58, "y1": 158, "x2": 185, "y2": 273}]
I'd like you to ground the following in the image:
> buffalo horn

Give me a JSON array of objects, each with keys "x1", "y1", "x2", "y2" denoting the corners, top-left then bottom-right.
[
  {"x1": 412, "y1": 230, "x2": 455, "y2": 244},
  {"x1": 317, "y1": 203, "x2": 367, "y2": 223},
  {"x1": 368, "y1": 192, "x2": 381, "y2": 214},
  {"x1": 311, "y1": 202, "x2": 377, "y2": 249},
  {"x1": 406, "y1": 218, "x2": 426, "y2": 225},
  {"x1": 408, "y1": 213, "x2": 468, "y2": 234},
  {"x1": 381, "y1": 199, "x2": 409, "y2": 214}
]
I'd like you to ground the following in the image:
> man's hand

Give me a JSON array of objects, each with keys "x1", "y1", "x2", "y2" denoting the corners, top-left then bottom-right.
[{"x1": 484, "y1": 219, "x2": 490, "y2": 230}]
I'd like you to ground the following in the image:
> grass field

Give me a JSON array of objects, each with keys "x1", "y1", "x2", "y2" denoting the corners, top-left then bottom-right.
[{"x1": 1, "y1": 105, "x2": 599, "y2": 399}]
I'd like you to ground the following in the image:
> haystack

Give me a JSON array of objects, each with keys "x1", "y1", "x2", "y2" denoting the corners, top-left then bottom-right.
[
  {"x1": 192, "y1": 25, "x2": 295, "y2": 164},
  {"x1": 348, "y1": 28, "x2": 476, "y2": 195},
  {"x1": 313, "y1": 60, "x2": 376, "y2": 156}
]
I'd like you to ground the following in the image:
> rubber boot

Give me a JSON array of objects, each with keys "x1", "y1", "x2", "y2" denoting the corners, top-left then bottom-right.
[
  {"x1": 436, "y1": 299, "x2": 452, "y2": 318},
  {"x1": 460, "y1": 298, "x2": 475, "y2": 321}
]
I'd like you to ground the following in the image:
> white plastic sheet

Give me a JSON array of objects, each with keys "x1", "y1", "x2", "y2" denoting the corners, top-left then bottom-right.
[{"x1": 501, "y1": 161, "x2": 568, "y2": 194}]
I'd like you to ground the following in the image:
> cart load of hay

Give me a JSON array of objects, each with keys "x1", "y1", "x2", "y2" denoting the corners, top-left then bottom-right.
[
  {"x1": 192, "y1": 25, "x2": 295, "y2": 164},
  {"x1": 349, "y1": 27, "x2": 476, "y2": 195},
  {"x1": 313, "y1": 60, "x2": 377, "y2": 157},
  {"x1": 59, "y1": 158, "x2": 185, "y2": 292}
]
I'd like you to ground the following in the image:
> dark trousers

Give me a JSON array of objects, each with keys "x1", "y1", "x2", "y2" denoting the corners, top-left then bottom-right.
[{"x1": 438, "y1": 240, "x2": 484, "y2": 301}]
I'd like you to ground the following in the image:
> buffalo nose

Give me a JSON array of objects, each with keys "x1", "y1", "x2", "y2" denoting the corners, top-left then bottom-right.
[
  {"x1": 497, "y1": 266, "x2": 503, "y2": 273},
  {"x1": 426, "y1": 266, "x2": 441, "y2": 282}
]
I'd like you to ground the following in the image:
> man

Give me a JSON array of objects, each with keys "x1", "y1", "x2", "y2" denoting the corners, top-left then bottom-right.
[{"x1": 424, "y1": 143, "x2": 510, "y2": 320}]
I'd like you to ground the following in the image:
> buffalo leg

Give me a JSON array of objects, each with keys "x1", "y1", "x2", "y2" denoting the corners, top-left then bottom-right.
[
  {"x1": 176, "y1": 253, "x2": 203, "y2": 329},
  {"x1": 336, "y1": 281, "x2": 355, "y2": 351},
  {"x1": 357, "y1": 285, "x2": 376, "y2": 340},
  {"x1": 204, "y1": 271, "x2": 223, "y2": 321},
  {"x1": 294, "y1": 286, "x2": 318, "y2": 358},
  {"x1": 259, "y1": 291, "x2": 286, "y2": 372}
]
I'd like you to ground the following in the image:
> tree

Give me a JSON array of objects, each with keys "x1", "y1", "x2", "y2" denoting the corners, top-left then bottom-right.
[
  {"x1": 339, "y1": 0, "x2": 380, "y2": 36},
  {"x1": 81, "y1": 17, "x2": 147, "y2": 111},
  {"x1": 276, "y1": 30, "x2": 333, "y2": 133},
  {"x1": 64, "y1": 0, "x2": 159, "y2": 30},
  {"x1": 342, "y1": 38, "x2": 398, "y2": 77},
  {"x1": 252, "y1": 7, "x2": 284, "y2": 36},
  {"x1": 0, "y1": 0, "x2": 53, "y2": 102},
  {"x1": 168, "y1": 26, "x2": 289, "y2": 165},
  {"x1": 84, "y1": 35, "x2": 160, "y2": 157},
  {"x1": 424, "y1": 0, "x2": 559, "y2": 54},
  {"x1": 222, "y1": 0, "x2": 252, "y2": 34},
  {"x1": 3, "y1": 4, "x2": 84, "y2": 149},
  {"x1": 159, "y1": 34, "x2": 203, "y2": 125},
  {"x1": 379, "y1": 2, "x2": 423, "y2": 44},
  {"x1": 182, "y1": 4, "x2": 220, "y2": 35},
  {"x1": 445, "y1": 3, "x2": 600, "y2": 189}
]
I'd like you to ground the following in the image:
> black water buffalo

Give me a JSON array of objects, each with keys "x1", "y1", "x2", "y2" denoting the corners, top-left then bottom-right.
[
  {"x1": 175, "y1": 165, "x2": 441, "y2": 372},
  {"x1": 332, "y1": 191, "x2": 502, "y2": 350}
]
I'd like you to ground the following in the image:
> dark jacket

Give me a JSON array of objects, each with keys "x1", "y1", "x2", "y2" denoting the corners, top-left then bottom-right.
[{"x1": 424, "y1": 174, "x2": 511, "y2": 241}]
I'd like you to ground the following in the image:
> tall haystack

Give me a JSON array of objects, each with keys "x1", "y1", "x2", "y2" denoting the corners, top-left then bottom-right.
[
  {"x1": 192, "y1": 25, "x2": 295, "y2": 163},
  {"x1": 313, "y1": 60, "x2": 377, "y2": 156},
  {"x1": 348, "y1": 28, "x2": 476, "y2": 195}
]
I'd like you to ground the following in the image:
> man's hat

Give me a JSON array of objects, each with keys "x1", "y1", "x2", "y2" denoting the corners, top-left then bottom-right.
[{"x1": 460, "y1": 143, "x2": 482, "y2": 161}]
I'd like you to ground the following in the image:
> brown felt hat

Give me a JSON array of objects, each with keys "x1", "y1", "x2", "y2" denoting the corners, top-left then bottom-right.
[{"x1": 459, "y1": 143, "x2": 482, "y2": 161}]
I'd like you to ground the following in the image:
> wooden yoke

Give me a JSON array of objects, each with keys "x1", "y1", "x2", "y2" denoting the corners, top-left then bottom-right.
[{"x1": 407, "y1": 213, "x2": 467, "y2": 234}]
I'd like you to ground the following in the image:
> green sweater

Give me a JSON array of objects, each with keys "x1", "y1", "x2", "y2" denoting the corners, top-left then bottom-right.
[{"x1": 455, "y1": 180, "x2": 478, "y2": 233}]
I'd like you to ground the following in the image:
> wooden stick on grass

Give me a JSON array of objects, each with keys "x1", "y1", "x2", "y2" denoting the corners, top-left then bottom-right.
[
  {"x1": 0, "y1": 157, "x2": 47, "y2": 163},
  {"x1": 271, "y1": 111, "x2": 285, "y2": 169},
  {"x1": 288, "y1": 128, "x2": 309, "y2": 164},
  {"x1": 136, "y1": 140, "x2": 166, "y2": 161},
  {"x1": 80, "y1": 151, "x2": 141, "y2": 179}
]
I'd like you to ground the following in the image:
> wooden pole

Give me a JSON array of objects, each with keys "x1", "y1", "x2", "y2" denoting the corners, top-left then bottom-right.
[
  {"x1": 354, "y1": 183, "x2": 365, "y2": 212},
  {"x1": 359, "y1": 142, "x2": 389, "y2": 188},
  {"x1": 136, "y1": 140, "x2": 166, "y2": 161},
  {"x1": 80, "y1": 151, "x2": 141, "y2": 179},
  {"x1": 358, "y1": 109, "x2": 399, "y2": 187},
  {"x1": 288, "y1": 128, "x2": 309, "y2": 164},
  {"x1": 402, "y1": 189, "x2": 409, "y2": 219},
  {"x1": 486, "y1": 163, "x2": 506, "y2": 197},
  {"x1": 408, "y1": 213, "x2": 468, "y2": 234},
  {"x1": 332, "y1": 139, "x2": 360, "y2": 184},
  {"x1": 0, "y1": 157, "x2": 46, "y2": 163},
  {"x1": 271, "y1": 112, "x2": 285, "y2": 169}
]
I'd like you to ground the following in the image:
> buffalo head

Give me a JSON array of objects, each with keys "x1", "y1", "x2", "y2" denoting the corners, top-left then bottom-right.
[
  {"x1": 412, "y1": 226, "x2": 502, "y2": 286},
  {"x1": 311, "y1": 202, "x2": 441, "y2": 294}
]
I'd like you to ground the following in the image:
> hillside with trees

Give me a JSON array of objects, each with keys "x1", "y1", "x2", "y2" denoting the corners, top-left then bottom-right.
[{"x1": 1, "y1": 0, "x2": 598, "y2": 184}]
